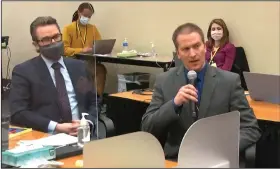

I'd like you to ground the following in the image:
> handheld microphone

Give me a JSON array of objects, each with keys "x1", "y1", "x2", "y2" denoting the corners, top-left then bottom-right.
[{"x1": 187, "y1": 70, "x2": 197, "y2": 121}]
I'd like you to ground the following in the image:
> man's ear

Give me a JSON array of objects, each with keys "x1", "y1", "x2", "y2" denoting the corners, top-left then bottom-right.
[{"x1": 32, "y1": 41, "x2": 40, "y2": 53}]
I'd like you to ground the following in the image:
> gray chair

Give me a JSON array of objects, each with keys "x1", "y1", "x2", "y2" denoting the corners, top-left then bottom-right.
[
  {"x1": 244, "y1": 144, "x2": 257, "y2": 167},
  {"x1": 239, "y1": 143, "x2": 257, "y2": 168},
  {"x1": 98, "y1": 113, "x2": 115, "y2": 139}
]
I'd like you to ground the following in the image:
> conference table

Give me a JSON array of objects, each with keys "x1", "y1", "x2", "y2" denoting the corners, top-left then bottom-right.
[
  {"x1": 8, "y1": 130, "x2": 177, "y2": 168},
  {"x1": 75, "y1": 53, "x2": 174, "y2": 72},
  {"x1": 109, "y1": 91, "x2": 280, "y2": 122},
  {"x1": 106, "y1": 91, "x2": 280, "y2": 135}
]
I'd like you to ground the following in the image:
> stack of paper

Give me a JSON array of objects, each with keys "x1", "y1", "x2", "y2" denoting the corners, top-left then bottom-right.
[{"x1": 18, "y1": 133, "x2": 78, "y2": 147}]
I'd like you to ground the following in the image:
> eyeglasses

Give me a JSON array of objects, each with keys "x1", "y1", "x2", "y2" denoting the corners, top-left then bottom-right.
[{"x1": 37, "y1": 33, "x2": 62, "y2": 46}]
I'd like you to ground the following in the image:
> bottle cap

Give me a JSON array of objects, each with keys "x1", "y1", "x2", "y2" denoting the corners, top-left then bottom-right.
[{"x1": 80, "y1": 113, "x2": 89, "y2": 125}]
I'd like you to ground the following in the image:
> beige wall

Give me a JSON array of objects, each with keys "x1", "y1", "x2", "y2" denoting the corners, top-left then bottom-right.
[{"x1": 2, "y1": 1, "x2": 279, "y2": 93}]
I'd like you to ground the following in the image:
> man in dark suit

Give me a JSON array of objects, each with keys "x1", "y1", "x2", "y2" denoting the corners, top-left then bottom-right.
[
  {"x1": 141, "y1": 23, "x2": 261, "y2": 160},
  {"x1": 9, "y1": 16, "x2": 97, "y2": 136}
]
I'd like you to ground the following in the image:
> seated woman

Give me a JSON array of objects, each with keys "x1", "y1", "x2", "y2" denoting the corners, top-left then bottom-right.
[
  {"x1": 62, "y1": 2, "x2": 107, "y2": 98},
  {"x1": 206, "y1": 19, "x2": 236, "y2": 71}
]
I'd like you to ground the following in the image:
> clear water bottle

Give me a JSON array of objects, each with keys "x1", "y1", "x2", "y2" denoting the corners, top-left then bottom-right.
[
  {"x1": 122, "y1": 38, "x2": 129, "y2": 52},
  {"x1": 150, "y1": 42, "x2": 157, "y2": 57}
]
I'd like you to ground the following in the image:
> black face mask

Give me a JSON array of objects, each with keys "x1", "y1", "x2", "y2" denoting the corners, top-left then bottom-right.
[{"x1": 39, "y1": 41, "x2": 64, "y2": 61}]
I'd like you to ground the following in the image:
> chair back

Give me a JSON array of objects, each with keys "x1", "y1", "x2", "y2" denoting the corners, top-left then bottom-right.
[
  {"x1": 98, "y1": 113, "x2": 115, "y2": 139},
  {"x1": 231, "y1": 47, "x2": 250, "y2": 90}
]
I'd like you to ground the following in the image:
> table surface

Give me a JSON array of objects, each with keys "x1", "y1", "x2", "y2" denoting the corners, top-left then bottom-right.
[
  {"x1": 110, "y1": 91, "x2": 280, "y2": 122},
  {"x1": 8, "y1": 130, "x2": 177, "y2": 168},
  {"x1": 77, "y1": 53, "x2": 174, "y2": 63}
]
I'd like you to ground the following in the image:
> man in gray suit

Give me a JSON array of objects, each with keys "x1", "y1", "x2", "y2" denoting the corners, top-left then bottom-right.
[{"x1": 141, "y1": 23, "x2": 261, "y2": 160}]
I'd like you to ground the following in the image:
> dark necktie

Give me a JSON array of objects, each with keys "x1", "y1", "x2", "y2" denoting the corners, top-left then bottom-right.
[{"x1": 52, "y1": 62, "x2": 72, "y2": 122}]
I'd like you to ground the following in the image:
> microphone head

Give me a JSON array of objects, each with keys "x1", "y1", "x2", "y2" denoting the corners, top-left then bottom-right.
[{"x1": 187, "y1": 70, "x2": 197, "y2": 80}]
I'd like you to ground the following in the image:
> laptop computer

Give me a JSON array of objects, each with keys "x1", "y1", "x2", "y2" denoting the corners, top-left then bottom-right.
[
  {"x1": 243, "y1": 72, "x2": 280, "y2": 104},
  {"x1": 92, "y1": 39, "x2": 116, "y2": 55}
]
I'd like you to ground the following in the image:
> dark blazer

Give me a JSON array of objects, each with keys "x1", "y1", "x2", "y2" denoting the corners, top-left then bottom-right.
[
  {"x1": 141, "y1": 64, "x2": 261, "y2": 160},
  {"x1": 9, "y1": 56, "x2": 97, "y2": 134}
]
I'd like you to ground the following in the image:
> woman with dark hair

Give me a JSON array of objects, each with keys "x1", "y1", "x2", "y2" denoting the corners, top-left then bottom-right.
[
  {"x1": 72, "y1": 10, "x2": 80, "y2": 22},
  {"x1": 205, "y1": 18, "x2": 236, "y2": 71},
  {"x1": 62, "y1": 2, "x2": 107, "y2": 98}
]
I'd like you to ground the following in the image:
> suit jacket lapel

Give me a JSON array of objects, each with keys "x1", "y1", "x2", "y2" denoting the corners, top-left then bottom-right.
[
  {"x1": 199, "y1": 65, "x2": 217, "y2": 118},
  {"x1": 171, "y1": 66, "x2": 187, "y2": 118},
  {"x1": 175, "y1": 65, "x2": 193, "y2": 129},
  {"x1": 34, "y1": 56, "x2": 59, "y2": 106},
  {"x1": 174, "y1": 65, "x2": 187, "y2": 90}
]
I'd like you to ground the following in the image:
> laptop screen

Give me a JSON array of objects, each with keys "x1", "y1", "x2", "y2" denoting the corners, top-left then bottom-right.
[{"x1": 93, "y1": 39, "x2": 116, "y2": 55}]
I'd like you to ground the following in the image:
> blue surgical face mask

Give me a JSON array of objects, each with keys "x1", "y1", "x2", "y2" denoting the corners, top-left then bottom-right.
[{"x1": 80, "y1": 16, "x2": 89, "y2": 25}]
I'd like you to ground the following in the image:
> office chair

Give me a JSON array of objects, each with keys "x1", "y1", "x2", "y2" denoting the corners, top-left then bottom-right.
[
  {"x1": 231, "y1": 47, "x2": 250, "y2": 91},
  {"x1": 96, "y1": 93, "x2": 115, "y2": 139},
  {"x1": 239, "y1": 143, "x2": 257, "y2": 168},
  {"x1": 98, "y1": 113, "x2": 115, "y2": 139},
  {"x1": 244, "y1": 143, "x2": 257, "y2": 167}
]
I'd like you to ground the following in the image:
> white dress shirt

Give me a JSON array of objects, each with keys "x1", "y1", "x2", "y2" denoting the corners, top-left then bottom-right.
[{"x1": 41, "y1": 56, "x2": 79, "y2": 133}]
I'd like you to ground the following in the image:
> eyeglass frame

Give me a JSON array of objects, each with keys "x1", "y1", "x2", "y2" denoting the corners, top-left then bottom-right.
[{"x1": 36, "y1": 33, "x2": 62, "y2": 46}]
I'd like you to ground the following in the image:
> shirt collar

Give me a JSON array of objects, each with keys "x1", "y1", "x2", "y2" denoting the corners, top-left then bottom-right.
[
  {"x1": 184, "y1": 62, "x2": 207, "y2": 80},
  {"x1": 41, "y1": 55, "x2": 66, "y2": 70}
]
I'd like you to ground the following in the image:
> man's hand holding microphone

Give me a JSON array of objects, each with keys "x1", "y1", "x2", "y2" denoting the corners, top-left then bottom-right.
[
  {"x1": 174, "y1": 84, "x2": 198, "y2": 106},
  {"x1": 173, "y1": 70, "x2": 198, "y2": 120}
]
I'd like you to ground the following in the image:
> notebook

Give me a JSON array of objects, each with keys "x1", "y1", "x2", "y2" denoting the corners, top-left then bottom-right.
[{"x1": 9, "y1": 127, "x2": 32, "y2": 139}]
